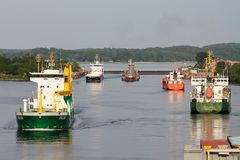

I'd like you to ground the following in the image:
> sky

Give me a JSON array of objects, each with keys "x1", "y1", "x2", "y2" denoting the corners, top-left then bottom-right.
[{"x1": 0, "y1": 0, "x2": 240, "y2": 49}]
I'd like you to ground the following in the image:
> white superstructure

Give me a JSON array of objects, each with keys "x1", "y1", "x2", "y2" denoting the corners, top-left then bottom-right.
[
  {"x1": 22, "y1": 56, "x2": 70, "y2": 113},
  {"x1": 166, "y1": 71, "x2": 184, "y2": 83},
  {"x1": 190, "y1": 75, "x2": 230, "y2": 103},
  {"x1": 86, "y1": 54, "x2": 104, "y2": 82}
]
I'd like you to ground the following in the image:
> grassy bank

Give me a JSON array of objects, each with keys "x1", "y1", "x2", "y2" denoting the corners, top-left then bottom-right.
[{"x1": 0, "y1": 74, "x2": 28, "y2": 81}]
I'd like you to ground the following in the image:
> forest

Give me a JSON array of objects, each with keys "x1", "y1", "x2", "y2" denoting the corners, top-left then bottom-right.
[
  {"x1": 0, "y1": 55, "x2": 79, "y2": 80},
  {"x1": 1, "y1": 43, "x2": 240, "y2": 62},
  {"x1": 1, "y1": 43, "x2": 240, "y2": 82}
]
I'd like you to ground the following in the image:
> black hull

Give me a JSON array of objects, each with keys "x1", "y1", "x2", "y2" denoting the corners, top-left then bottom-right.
[{"x1": 86, "y1": 76, "x2": 103, "y2": 83}]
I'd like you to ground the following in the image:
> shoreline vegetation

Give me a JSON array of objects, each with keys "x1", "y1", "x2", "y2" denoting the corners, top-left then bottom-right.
[
  {"x1": 0, "y1": 74, "x2": 28, "y2": 81},
  {"x1": 1, "y1": 43, "x2": 240, "y2": 82},
  {"x1": 0, "y1": 54, "x2": 80, "y2": 81},
  {"x1": 1, "y1": 43, "x2": 240, "y2": 62}
]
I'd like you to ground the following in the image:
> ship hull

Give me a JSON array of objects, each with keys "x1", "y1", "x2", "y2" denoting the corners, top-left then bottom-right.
[
  {"x1": 190, "y1": 99, "x2": 230, "y2": 114},
  {"x1": 162, "y1": 82, "x2": 184, "y2": 90},
  {"x1": 86, "y1": 75, "x2": 103, "y2": 82},
  {"x1": 122, "y1": 76, "x2": 140, "y2": 82},
  {"x1": 16, "y1": 112, "x2": 74, "y2": 131}
]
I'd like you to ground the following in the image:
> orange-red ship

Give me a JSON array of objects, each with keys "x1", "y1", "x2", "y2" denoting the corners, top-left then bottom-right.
[{"x1": 162, "y1": 71, "x2": 184, "y2": 90}]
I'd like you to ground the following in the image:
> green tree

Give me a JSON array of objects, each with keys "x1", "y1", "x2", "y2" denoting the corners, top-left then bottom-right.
[
  {"x1": 195, "y1": 52, "x2": 208, "y2": 68},
  {"x1": 229, "y1": 64, "x2": 240, "y2": 83},
  {"x1": 216, "y1": 61, "x2": 226, "y2": 74}
]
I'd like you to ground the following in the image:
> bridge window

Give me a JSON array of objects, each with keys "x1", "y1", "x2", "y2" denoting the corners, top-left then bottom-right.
[{"x1": 64, "y1": 76, "x2": 68, "y2": 82}]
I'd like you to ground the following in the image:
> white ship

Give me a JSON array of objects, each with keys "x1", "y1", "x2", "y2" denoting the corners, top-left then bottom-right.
[{"x1": 86, "y1": 54, "x2": 104, "y2": 82}]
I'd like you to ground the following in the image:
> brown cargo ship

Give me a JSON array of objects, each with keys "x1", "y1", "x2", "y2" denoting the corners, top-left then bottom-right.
[{"x1": 122, "y1": 59, "x2": 140, "y2": 82}]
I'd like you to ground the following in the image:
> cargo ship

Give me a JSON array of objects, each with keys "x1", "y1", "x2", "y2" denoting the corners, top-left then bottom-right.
[
  {"x1": 16, "y1": 51, "x2": 74, "y2": 131},
  {"x1": 162, "y1": 71, "x2": 184, "y2": 90},
  {"x1": 86, "y1": 54, "x2": 104, "y2": 82},
  {"x1": 184, "y1": 137, "x2": 240, "y2": 160},
  {"x1": 190, "y1": 51, "x2": 231, "y2": 114},
  {"x1": 122, "y1": 59, "x2": 140, "y2": 82}
]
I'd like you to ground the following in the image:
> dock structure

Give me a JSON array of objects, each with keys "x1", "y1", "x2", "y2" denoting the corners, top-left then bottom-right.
[
  {"x1": 184, "y1": 145, "x2": 240, "y2": 160},
  {"x1": 184, "y1": 137, "x2": 240, "y2": 160},
  {"x1": 104, "y1": 69, "x2": 171, "y2": 75}
]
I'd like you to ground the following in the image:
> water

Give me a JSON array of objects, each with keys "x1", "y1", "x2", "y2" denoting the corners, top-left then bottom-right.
[{"x1": 1, "y1": 62, "x2": 240, "y2": 160}]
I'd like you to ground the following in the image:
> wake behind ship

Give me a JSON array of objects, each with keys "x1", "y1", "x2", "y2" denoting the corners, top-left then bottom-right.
[{"x1": 15, "y1": 51, "x2": 74, "y2": 131}]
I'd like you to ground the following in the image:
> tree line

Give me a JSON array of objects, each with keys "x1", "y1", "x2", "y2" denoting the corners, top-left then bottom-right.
[
  {"x1": 1, "y1": 43, "x2": 240, "y2": 62},
  {"x1": 194, "y1": 51, "x2": 240, "y2": 84},
  {"x1": 0, "y1": 55, "x2": 79, "y2": 80}
]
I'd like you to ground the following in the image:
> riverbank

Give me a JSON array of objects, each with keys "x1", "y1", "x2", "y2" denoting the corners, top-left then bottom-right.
[{"x1": 0, "y1": 74, "x2": 27, "y2": 81}]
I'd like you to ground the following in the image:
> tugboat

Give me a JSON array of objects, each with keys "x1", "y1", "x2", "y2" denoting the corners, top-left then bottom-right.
[
  {"x1": 15, "y1": 51, "x2": 74, "y2": 131},
  {"x1": 86, "y1": 54, "x2": 104, "y2": 82},
  {"x1": 162, "y1": 70, "x2": 184, "y2": 90},
  {"x1": 122, "y1": 59, "x2": 140, "y2": 82},
  {"x1": 190, "y1": 50, "x2": 231, "y2": 114}
]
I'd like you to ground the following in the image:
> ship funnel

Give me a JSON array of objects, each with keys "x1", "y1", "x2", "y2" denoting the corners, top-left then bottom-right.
[{"x1": 35, "y1": 54, "x2": 41, "y2": 72}]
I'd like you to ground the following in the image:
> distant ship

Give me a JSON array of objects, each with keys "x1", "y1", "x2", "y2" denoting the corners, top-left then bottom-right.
[
  {"x1": 122, "y1": 59, "x2": 140, "y2": 82},
  {"x1": 190, "y1": 50, "x2": 231, "y2": 114},
  {"x1": 15, "y1": 51, "x2": 74, "y2": 131},
  {"x1": 162, "y1": 71, "x2": 184, "y2": 90},
  {"x1": 86, "y1": 54, "x2": 104, "y2": 82}
]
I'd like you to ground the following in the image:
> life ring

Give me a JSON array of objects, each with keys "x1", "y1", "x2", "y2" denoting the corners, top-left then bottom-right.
[
  {"x1": 223, "y1": 88, "x2": 229, "y2": 98},
  {"x1": 191, "y1": 88, "x2": 197, "y2": 98},
  {"x1": 206, "y1": 86, "x2": 212, "y2": 99}
]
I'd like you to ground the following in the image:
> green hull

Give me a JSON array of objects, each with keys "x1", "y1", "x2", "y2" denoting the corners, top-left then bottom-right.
[
  {"x1": 16, "y1": 111, "x2": 74, "y2": 131},
  {"x1": 191, "y1": 99, "x2": 231, "y2": 114}
]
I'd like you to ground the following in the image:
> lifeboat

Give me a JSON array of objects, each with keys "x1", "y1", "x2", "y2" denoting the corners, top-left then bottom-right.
[
  {"x1": 206, "y1": 86, "x2": 213, "y2": 99},
  {"x1": 223, "y1": 87, "x2": 230, "y2": 98}
]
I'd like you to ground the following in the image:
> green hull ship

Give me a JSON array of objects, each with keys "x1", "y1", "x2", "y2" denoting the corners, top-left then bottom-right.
[
  {"x1": 190, "y1": 51, "x2": 231, "y2": 114},
  {"x1": 16, "y1": 110, "x2": 74, "y2": 131},
  {"x1": 190, "y1": 99, "x2": 230, "y2": 114},
  {"x1": 16, "y1": 52, "x2": 74, "y2": 131}
]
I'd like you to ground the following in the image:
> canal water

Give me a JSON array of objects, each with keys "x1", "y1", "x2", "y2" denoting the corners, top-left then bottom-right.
[{"x1": 1, "y1": 62, "x2": 240, "y2": 160}]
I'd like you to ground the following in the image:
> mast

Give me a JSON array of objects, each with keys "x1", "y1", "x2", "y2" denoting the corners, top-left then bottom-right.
[
  {"x1": 49, "y1": 50, "x2": 56, "y2": 68},
  {"x1": 35, "y1": 54, "x2": 41, "y2": 73},
  {"x1": 95, "y1": 54, "x2": 99, "y2": 62},
  {"x1": 205, "y1": 50, "x2": 216, "y2": 77}
]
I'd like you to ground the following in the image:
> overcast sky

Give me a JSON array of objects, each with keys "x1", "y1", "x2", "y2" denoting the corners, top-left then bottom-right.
[{"x1": 0, "y1": 0, "x2": 240, "y2": 49}]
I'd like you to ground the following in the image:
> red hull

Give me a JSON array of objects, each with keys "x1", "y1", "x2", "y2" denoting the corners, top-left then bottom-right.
[{"x1": 162, "y1": 78, "x2": 184, "y2": 90}]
